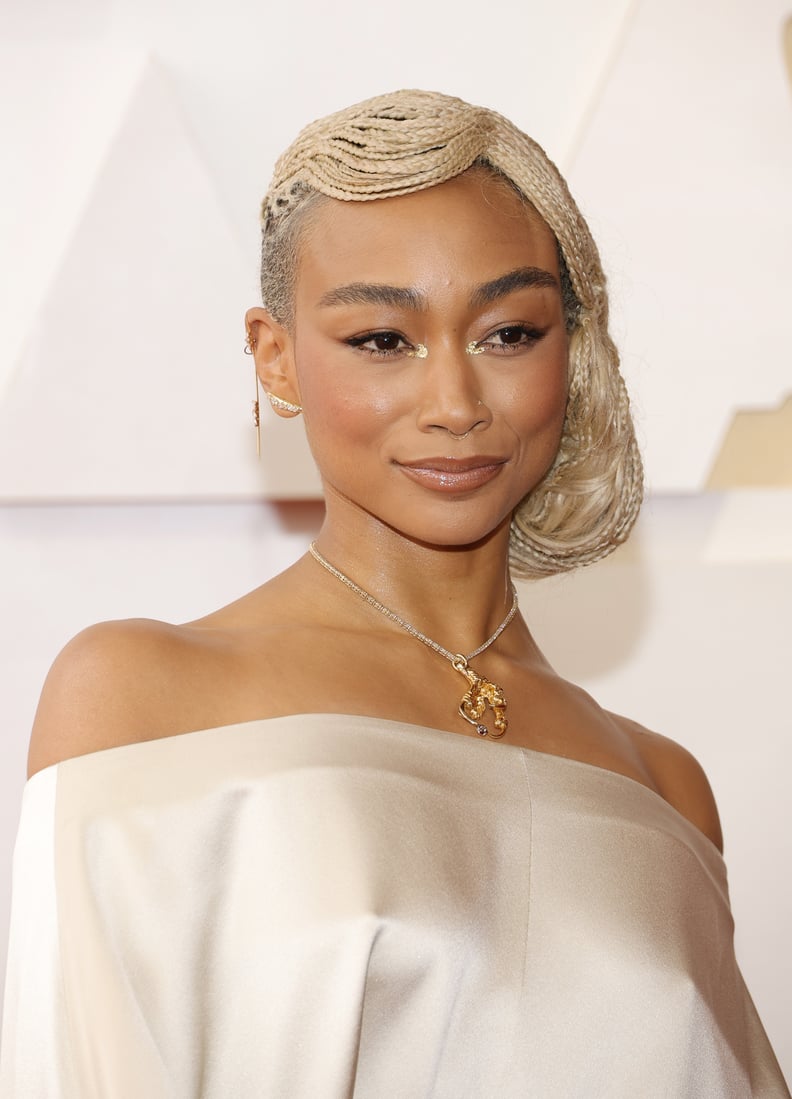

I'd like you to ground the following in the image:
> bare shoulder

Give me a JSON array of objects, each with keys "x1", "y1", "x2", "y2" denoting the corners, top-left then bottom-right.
[
  {"x1": 612, "y1": 713, "x2": 724, "y2": 853},
  {"x1": 25, "y1": 561, "x2": 336, "y2": 779},
  {"x1": 27, "y1": 617, "x2": 229, "y2": 778}
]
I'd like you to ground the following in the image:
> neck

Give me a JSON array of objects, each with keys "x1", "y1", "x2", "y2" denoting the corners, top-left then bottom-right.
[{"x1": 311, "y1": 510, "x2": 519, "y2": 658}]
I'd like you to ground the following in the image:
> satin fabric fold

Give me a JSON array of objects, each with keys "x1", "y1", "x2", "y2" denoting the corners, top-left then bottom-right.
[{"x1": 1, "y1": 715, "x2": 788, "y2": 1097}]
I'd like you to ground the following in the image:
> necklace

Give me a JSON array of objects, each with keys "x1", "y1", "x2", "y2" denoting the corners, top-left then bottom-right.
[{"x1": 308, "y1": 542, "x2": 518, "y2": 739}]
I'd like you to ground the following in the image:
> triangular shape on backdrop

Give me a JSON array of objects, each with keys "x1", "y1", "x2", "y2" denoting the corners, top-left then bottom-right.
[
  {"x1": 0, "y1": 51, "x2": 321, "y2": 500},
  {"x1": 568, "y1": 0, "x2": 792, "y2": 491},
  {"x1": 706, "y1": 394, "x2": 792, "y2": 488},
  {"x1": 0, "y1": 44, "x2": 150, "y2": 393}
]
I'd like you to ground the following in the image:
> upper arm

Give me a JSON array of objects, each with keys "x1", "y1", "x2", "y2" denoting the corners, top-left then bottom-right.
[{"x1": 27, "y1": 620, "x2": 180, "y2": 778}]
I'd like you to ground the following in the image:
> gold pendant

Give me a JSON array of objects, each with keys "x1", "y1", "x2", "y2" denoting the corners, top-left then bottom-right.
[{"x1": 452, "y1": 656, "x2": 508, "y2": 739}]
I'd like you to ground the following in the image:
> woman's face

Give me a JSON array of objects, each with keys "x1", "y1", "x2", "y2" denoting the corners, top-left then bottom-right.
[{"x1": 264, "y1": 170, "x2": 569, "y2": 550}]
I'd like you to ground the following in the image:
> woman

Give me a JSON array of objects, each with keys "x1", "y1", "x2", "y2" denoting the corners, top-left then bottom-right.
[{"x1": 1, "y1": 90, "x2": 788, "y2": 1097}]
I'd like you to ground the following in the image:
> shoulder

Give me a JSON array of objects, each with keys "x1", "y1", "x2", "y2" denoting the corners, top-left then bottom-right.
[
  {"x1": 25, "y1": 563, "x2": 331, "y2": 779},
  {"x1": 612, "y1": 713, "x2": 724, "y2": 853},
  {"x1": 27, "y1": 618, "x2": 228, "y2": 778}
]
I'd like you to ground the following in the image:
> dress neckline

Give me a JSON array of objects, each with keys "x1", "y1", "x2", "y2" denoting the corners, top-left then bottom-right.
[{"x1": 30, "y1": 712, "x2": 724, "y2": 862}]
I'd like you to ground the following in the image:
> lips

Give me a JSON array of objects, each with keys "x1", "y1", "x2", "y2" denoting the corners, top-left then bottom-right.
[{"x1": 396, "y1": 456, "x2": 507, "y2": 493}]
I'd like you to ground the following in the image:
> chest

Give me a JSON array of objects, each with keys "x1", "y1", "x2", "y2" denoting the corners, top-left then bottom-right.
[{"x1": 202, "y1": 629, "x2": 656, "y2": 792}]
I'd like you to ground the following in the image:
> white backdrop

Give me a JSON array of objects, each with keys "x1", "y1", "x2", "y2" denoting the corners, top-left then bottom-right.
[{"x1": 1, "y1": 0, "x2": 791, "y2": 1080}]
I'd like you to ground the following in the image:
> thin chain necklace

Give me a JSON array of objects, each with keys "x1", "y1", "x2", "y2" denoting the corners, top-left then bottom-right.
[{"x1": 308, "y1": 542, "x2": 518, "y2": 739}]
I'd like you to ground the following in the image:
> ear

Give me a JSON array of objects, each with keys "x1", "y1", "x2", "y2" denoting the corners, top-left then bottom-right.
[{"x1": 244, "y1": 306, "x2": 302, "y2": 416}]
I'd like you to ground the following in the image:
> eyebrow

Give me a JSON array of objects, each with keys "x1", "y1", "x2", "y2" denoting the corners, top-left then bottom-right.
[
  {"x1": 317, "y1": 283, "x2": 427, "y2": 310},
  {"x1": 317, "y1": 266, "x2": 559, "y2": 312},
  {"x1": 469, "y1": 266, "x2": 559, "y2": 308}
]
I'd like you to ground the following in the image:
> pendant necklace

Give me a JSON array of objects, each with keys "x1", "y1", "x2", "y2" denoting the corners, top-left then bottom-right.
[{"x1": 308, "y1": 542, "x2": 517, "y2": 739}]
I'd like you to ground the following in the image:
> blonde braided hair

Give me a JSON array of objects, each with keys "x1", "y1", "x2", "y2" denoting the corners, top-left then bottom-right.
[{"x1": 259, "y1": 90, "x2": 643, "y2": 578}]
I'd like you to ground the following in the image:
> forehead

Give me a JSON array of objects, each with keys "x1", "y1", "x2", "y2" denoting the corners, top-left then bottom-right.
[{"x1": 296, "y1": 171, "x2": 560, "y2": 298}]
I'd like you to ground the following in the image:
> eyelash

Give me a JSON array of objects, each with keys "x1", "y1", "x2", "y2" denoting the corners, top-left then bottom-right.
[
  {"x1": 474, "y1": 325, "x2": 546, "y2": 354},
  {"x1": 345, "y1": 325, "x2": 546, "y2": 359},
  {"x1": 345, "y1": 331, "x2": 413, "y2": 358}
]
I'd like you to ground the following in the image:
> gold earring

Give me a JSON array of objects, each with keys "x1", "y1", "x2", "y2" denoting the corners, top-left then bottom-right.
[
  {"x1": 252, "y1": 368, "x2": 261, "y2": 459},
  {"x1": 246, "y1": 328, "x2": 261, "y2": 458},
  {"x1": 267, "y1": 392, "x2": 302, "y2": 415}
]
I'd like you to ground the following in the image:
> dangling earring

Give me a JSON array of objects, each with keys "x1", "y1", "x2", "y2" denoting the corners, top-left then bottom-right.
[
  {"x1": 253, "y1": 372, "x2": 261, "y2": 458},
  {"x1": 266, "y1": 392, "x2": 302, "y2": 415},
  {"x1": 244, "y1": 327, "x2": 261, "y2": 458}
]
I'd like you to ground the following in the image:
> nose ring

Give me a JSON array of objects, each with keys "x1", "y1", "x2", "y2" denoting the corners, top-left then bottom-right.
[{"x1": 448, "y1": 429, "x2": 471, "y2": 439}]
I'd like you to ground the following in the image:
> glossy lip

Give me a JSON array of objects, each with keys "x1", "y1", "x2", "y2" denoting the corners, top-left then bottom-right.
[{"x1": 396, "y1": 455, "x2": 507, "y2": 493}]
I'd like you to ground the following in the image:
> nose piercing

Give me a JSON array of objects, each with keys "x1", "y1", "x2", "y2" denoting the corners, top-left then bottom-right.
[{"x1": 448, "y1": 429, "x2": 471, "y2": 439}]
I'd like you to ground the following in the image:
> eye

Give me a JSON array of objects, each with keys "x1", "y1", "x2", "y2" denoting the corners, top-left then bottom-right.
[
  {"x1": 346, "y1": 330, "x2": 416, "y2": 358},
  {"x1": 472, "y1": 324, "x2": 546, "y2": 355}
]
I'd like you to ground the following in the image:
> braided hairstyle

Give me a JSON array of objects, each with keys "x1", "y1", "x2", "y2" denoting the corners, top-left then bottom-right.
[{"x1": 259, "y1": 90, "x2": 643, "y2": 578}]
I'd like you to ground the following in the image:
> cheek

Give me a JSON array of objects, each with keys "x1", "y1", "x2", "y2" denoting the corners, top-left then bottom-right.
[
  {"x1": 504, "y1": 347, "x2": 569, "y2": 440},
  {"x1": 294, "y1": 341, "x2": 401, "y2": 462},
  {"x1": 524, "y1": 373, "x2": 568, "y2": 428}
]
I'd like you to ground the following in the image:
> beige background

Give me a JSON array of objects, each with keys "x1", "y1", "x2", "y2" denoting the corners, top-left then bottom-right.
[{"x1": 1, "y1": 0, "x2": 790, "y2": 1079}]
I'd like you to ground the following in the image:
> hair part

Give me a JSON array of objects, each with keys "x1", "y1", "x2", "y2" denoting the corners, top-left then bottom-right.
[{"x1": 258, "y1": 90, "x2": 643, "y2": 577}]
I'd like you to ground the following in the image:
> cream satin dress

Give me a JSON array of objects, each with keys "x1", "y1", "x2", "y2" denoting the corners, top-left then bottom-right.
[{"x1": 1, "y1": 714, "x2": 788, "y2": 1098}]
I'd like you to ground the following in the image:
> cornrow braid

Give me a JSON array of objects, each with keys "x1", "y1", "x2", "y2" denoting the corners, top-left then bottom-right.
[{"x1": 259, "y1": 90, "x2": 643, "y2": 578}]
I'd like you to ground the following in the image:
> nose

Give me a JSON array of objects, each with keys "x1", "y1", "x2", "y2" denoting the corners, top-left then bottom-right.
[{"x1": 415, "y1": 343, "x2": 491, "y2": 438}]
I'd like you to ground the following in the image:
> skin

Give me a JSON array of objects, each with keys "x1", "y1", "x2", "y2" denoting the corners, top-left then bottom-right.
[{"x1": 27, "y1": 170, "x2": 723, "y2": 852}]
